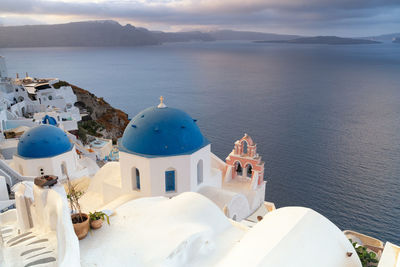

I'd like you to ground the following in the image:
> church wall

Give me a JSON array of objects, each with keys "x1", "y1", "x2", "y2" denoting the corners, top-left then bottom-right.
[
  {"x1": 120, "y1": 146, "x2": 213, "y2": 198},
  {"x1": 148, "y1": 155, "x2": 191, "y2": 197},
  {"x1": 119, "y1": 151, "x2": 152, "y2": 197},
  {"x1": 190, "y1": 145, "x2": 214, "y2": 190},
  {"x1": 13, "y1": 149, "x2": 77, "y2": 178}
]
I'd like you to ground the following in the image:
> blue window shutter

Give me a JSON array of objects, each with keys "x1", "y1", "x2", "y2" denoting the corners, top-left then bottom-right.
[
  {"x1": 165, "y1": 170, "x2": 175, "y2": 192},
  {"x1": 136, "y1": 169, "x2": 141, "y2": 190}
]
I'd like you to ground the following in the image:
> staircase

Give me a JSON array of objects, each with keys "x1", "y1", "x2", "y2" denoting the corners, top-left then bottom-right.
[{"x1": 0, "y1": 160, "x2": 34, "y2": 189}]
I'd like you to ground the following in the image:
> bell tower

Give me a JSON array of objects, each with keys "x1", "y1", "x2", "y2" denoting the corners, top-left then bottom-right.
[{"x1": 225, "y1": 134, "x2": 265, "y2": 187}]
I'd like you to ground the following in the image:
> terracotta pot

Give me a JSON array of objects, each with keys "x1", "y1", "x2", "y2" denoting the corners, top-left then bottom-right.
[
  {"x1": 90, "y1": 219, "x2": 103, "y2": 229},
  {"x1": 71, "y1": 213, "x2": 89, "y2": 240}
]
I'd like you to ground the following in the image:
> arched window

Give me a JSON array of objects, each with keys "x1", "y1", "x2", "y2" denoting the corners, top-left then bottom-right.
[
  {"x1": 197, "y1": 160, "x2": 203, "y2": 185},
  {"x1": 235, "y1": 162, "x2": 242, "y2": 176},
  {"x1": 242, "y1": 141, "x2": 248, "y2": 155},
  {"x1": 61, "y1": 162, "x2": 67, "y2": 177},
  {"x1": 132, "y1": 167, "x2": 140, "y2": 190},
  {"x1": 165, "y1": 169, "x2": 176, "y2": 192},
  {"x1": 246, "y1": 164, "x2": 253, "y2": 178}
]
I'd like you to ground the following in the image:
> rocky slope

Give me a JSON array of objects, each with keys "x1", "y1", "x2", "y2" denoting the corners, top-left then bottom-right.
[{"x1": 56, "y1": 81, "x2": 129, "y2": 143}]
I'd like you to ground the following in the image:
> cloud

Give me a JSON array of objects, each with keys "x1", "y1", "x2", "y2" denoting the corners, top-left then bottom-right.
[{"x1": 1, "y1": 0, "x2": 399, "y2": 35}]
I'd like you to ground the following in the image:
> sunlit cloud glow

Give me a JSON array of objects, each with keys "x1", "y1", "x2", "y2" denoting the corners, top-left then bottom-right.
[{"x1": 0, "y1": 0, "x2": 399, "y2": 36}]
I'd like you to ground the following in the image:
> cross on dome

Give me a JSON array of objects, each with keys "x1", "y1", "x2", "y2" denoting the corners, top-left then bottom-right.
[{"x1": 158, "y1": 96, "x2": 167, "y2": 108}]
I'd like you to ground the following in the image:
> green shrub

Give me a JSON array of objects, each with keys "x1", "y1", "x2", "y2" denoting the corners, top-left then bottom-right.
[
  {"x1": 52, "y1": 80, "x2": 70, "y2": 89},
  {"x1": 349, "y1": 239, "x2": 379, "y2": 267}
]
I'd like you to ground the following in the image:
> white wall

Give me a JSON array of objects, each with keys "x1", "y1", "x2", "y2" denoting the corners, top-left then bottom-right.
[
  {"x1": 119, "y1": 145, "x2": 212, "y2": 198},
  {"x1": 0, "y1": 176, "x2": 9, "y2": 201},
  {"x1": 148, "y1": 154, "x2": 191, "y2": 197},
  {"x1": 13, "y1": 148, "x2": 78, "y2": 179},
  {"x1": 119, "y1": 151, "x2": 152, "y2": 197},
  {"x1": 190, "y1": 145, "x2": 212, "y2": 191},
  {"x1": 32, "y1": 185, "x2": 81, "y2": 267}
]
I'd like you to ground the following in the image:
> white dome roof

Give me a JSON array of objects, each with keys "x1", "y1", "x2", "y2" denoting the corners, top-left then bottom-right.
[{"x1": 218, "y1": 207, "x2": 362, "y2": 267}]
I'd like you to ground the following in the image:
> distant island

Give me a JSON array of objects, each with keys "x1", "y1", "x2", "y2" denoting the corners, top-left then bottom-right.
[
  {"x1": 363, "y1": 32, "x2": 400, "y2": 42},
  {"x1": 0, "y1": 20, "x2": 216, "y2": 48},
  {"x1": 0, "y1": 21, "x2": 394, "y2": 48},
  {"x1": 255, "y1": 36, "x2": 381, "y2": 45},
  {"x1": 0, "y1": 20, "x2": 297, "y2": 48}
]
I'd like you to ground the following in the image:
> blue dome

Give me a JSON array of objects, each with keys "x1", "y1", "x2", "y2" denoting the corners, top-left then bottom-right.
[
  {"x1": 120, "y1": 106, "x2": 209, "y2": 157},
  {"x1": 18, "y1": 125, "x2": 73, "y2": 158},
  {"x1": 42, "y1": 115, "x2": 57, "y2": 126}
]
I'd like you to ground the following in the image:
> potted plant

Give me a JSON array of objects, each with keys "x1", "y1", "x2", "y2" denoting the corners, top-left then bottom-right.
[
  {"x1": 89, "y1": 211, "x2": 110, "y2": 229},
  {"x1": 67, "y1": 177, "x2": 89, "y2": 240}
]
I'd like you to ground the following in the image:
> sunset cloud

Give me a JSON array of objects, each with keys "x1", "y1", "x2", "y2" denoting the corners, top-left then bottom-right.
[{"x1": 0, "y1": 0, "x2": 399, "y2": 35}]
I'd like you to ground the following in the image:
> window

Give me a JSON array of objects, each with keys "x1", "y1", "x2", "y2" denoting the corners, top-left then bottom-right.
[
  {"x1": 165, "y1": 170, "x2": 176, "y2": 192},
  {"x1": 61, "y1": 162, "x2": 67, "y2": 177},
  {"x1": 136, "y1": 169, "x2": 141, "y2": 190},
  {"x1": 246, "y1": 164, "x2": 253, "y2": 178},
  {"x1": 132, "y1": 167, "x2": 140, "y2": 190},
  {"x1": 48, "y1": 95, "x2": 53, "y2": 100},
  {"x1": 235, "y1": 162, "x2": 242, "y2": 176},
  {"x1": 242, "y1": 141, "x2": 248, "y2": 155},
  {"x1": 197, "y1": 160, "x2": 203, "y2": 185}
]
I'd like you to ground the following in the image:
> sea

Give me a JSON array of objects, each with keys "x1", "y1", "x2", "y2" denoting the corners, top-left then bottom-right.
[{"x1": 1, "y1": 41, "x2": 399, "y2": 244}]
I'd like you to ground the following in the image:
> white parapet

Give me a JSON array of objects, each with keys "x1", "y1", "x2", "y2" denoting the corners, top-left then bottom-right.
[
  {"x1": 378, "y1": 242, "x2": 400, "y2": 267},
  {"x1": 0, "y1": 176, "x2": 9, "y2": 201},
  {"x1": 1, "y1": 183, "x2": 80, "y2": 267}
]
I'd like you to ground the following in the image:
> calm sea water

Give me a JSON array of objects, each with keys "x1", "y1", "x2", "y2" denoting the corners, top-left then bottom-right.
[{"x1": 1, "y1": 41, "x2": 399, "y2": 243}]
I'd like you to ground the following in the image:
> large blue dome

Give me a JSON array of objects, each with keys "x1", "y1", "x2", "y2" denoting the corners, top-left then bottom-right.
[
  {"x1": 120, "y1": 106, "x2": 209, "y2": 157},
  {"x1": 17, "y1": 125, "x2": 73, "y2": 158}
]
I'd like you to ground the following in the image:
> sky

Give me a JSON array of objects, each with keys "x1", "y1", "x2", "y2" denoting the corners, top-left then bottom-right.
[{"x1": 0, "y1": 0, "x2": 399, "y2": 36}]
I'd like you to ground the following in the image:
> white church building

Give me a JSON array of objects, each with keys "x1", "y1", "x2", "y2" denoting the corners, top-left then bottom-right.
[
  {"x1": 11, "y1": 124, "x2": 97, "y2": 180},
  {"x1": 84, "y1": 98, "x2": 268, "y2": 221}
]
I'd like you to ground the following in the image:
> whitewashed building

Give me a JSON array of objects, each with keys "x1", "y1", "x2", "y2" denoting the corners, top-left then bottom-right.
[
  {"x1": 84, "y1": 98, "x2": 267, "y2": 221},
  {"x1": 12, "y1": 124, "x2": 95, "y2": 179}
]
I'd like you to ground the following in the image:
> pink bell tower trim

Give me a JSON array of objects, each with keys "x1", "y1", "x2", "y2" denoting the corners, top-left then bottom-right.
[{"x1": 225, "y1": 134, "x2": 265, "y2": 186}]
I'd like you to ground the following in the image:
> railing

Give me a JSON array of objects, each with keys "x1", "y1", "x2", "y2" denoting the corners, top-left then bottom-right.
[{"x1": 0, "y1": 159, "x2": 34, "y2": 187}]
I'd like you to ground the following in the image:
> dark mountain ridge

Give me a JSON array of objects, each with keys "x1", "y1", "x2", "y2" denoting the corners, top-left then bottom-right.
[
  {"x1": 0, "y1": 20, "x2": 216, "y2": 48},
  {"x1": 0, "y1": 20, "x2": 300, "y2": 48},
  {"x1": 1, "y1": 20, "x2": 395, "y2": 47},
  {"x1": 0, "y1": 21, "x2": 160, "y2": 47}
]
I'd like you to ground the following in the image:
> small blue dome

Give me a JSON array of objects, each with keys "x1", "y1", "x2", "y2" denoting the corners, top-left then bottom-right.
[
  {"x1": 42, "y1": 115, "x2": 57, "y2": 126},
  {"x1": 18, "y1": 125, "x2": 73, "y2": 158},
  {"x1": 120, "y1": 106, "x2": 208, "y2": 157}
]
